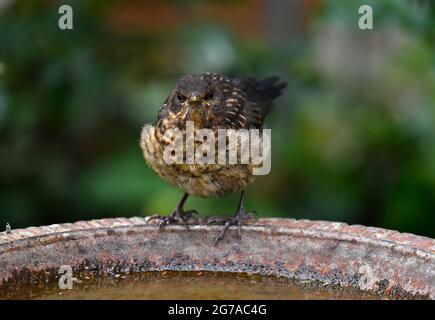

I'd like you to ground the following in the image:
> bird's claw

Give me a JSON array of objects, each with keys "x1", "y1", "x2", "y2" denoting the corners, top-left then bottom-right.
[
  {"x1": 147, "y1": 209, "x2": 198, "y2": 229},
  {"x1": 208, "y1": 210, "x2": 256, "y2": 245}
]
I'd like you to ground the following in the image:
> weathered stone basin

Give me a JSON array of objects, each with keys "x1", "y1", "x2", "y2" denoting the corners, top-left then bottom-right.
[{"x1": 0, "y1": 217, "x2": 434, "y2": 299}]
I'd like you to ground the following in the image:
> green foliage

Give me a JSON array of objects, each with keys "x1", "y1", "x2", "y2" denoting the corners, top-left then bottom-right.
[{"x1": 0, "y1": 0, "x2": 434, "y2": 237}]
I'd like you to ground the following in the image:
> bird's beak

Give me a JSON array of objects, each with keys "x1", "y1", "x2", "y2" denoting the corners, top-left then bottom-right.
[
  {"x1": 188, "y1": 95, "x2": 201, "y2": 106},
  {"x1": 185, "y1": 95, "x2": 207, "y2": 125}
]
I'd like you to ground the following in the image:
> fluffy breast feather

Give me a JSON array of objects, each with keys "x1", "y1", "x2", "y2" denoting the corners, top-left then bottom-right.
[{"x1": 140, "y1": 124, "x2": 257, "y2": 197}]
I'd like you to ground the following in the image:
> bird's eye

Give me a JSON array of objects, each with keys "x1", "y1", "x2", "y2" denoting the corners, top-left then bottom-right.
[
  {"x1": 204, "y1": 91, "x2": 214, "y2": 100},
  {"x1": 177, "y1": 92, "x2": 186, "y2": 102}
]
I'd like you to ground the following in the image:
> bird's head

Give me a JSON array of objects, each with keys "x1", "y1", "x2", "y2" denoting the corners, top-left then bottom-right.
[{"x1": 166, "y1": 74, "x2": 217, "y2": 127}]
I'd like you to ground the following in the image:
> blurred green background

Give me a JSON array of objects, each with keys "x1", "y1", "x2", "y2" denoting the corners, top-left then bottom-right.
[{"x1": 0, "y1": 0, "x2": 434, "y2": 237}]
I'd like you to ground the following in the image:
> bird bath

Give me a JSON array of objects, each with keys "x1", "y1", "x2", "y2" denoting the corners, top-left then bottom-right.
[{"x1": 0, "y1": 217, "x2": 434, "y2": 299}]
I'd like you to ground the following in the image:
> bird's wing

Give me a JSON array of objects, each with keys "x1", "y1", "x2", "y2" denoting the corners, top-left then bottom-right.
[{"x1": 226, "y1": 76, "x2": 287, "y2": 129}]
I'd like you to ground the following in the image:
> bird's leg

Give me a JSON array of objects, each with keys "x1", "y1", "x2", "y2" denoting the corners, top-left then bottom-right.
[
  {"x1": 147, "y1": 193, "x2": 198, "y2": 228},
  {"x1": 208, "y1": 191, "x2": 256, "y2": 244}
]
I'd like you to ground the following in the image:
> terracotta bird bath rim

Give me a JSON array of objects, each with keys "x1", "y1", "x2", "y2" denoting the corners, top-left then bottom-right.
[{"x1": 0, "y1": 217, "x2": 434, "y2": 299}]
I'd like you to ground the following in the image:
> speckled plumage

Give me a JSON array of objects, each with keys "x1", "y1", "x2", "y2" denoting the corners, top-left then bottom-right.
[{"x1": 140, "y1": 73, "x2": 286, "y2": 198}]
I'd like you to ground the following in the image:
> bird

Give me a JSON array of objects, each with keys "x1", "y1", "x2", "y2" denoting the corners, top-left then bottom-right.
[{"x1": 140, "y1": 72, "x2": 286, "y2": 243}]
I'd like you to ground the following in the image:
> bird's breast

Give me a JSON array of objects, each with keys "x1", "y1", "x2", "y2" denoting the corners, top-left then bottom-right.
[{"x1": 140, "y1": 124, "x2": 256, "y2": 197}]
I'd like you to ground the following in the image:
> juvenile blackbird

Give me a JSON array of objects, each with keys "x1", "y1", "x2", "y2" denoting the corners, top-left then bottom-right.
[{"x1": 140, "y1": 73, "x2": 286, "y2": 242}]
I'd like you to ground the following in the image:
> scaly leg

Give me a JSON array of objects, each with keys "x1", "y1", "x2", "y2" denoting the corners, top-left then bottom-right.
[
  {"x1": 148, "y1": 193, "x2": 197, "y2": 228},
  {"x1": 208, "y1": 191, "x2": 256, "y2": 244}
]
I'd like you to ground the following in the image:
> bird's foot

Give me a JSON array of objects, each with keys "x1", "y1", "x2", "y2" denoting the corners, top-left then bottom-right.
[
  {"x1": 147, "y1": 208, "x2": 198, "y2": 229},
  {"x1": 207, "y1": 210, "x2": 256, "y2": 245}
]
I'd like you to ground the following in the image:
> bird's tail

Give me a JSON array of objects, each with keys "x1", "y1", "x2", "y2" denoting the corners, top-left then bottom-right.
[{"x1": 258, "y1": 76, "x2": 287, "y2": 100}]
